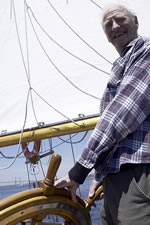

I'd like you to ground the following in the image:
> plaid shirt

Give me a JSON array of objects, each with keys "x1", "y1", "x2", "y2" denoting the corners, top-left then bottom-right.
[{"x1": 78, "y1": 36, "x2": 150, "y2": 182}]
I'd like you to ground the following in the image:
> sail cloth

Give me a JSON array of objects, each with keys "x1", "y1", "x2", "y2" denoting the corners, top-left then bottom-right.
[{"x1": 0, "y1": 0, "x2": 150, "y2": 134}]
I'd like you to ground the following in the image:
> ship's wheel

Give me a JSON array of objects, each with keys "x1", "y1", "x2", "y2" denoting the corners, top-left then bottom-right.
[{"x1": 0, "y1": 154, "x2": 103, "y2": 225}]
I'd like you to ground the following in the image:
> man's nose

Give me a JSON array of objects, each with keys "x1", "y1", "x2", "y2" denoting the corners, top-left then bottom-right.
[{"x1": 112, "y1": 20, "x2": 120, "y2": 29}]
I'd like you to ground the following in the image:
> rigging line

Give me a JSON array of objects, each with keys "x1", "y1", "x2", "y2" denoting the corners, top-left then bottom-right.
[
  {"x1": 10, "y1": 0, "x2": 13, "y2": 19},
  {"x1": 24, "y1": 1, "x2": 39, "y2": 125},
  {"x1": 26, "y1": 159, "x2": 32, "y2": 189},
  {"x1": 13, "y1": 0, "x2": 39, "y2": 128},
  {"x1": 69, "y1": 135, "x2": 76, "y2": 163},
  {"x1": 12, "y1": 0, "x2": 30, "y2": 86},
  {"x1": 39, "y1": 159, "x2": 46, "y2": 178},
  {"x1": 37, "y1": 131, "x2": 90, "y2": 157},
  {"x1": 46, "y1": 0, "x2": 112, "y2": 65},
  {"x1": 48, "y1": 138, "x2": 54, "y2": 154},
  {"x1": 31, "y1": 88, "x2": 82, "y2": 127},
  {"x1": 29, "y1": 163, "x2": 39, "y2": 176},
  {"x1": 58, "y1": 131, "x2": 88, "y2": 144},
  {"x1": 24, "y1": 1, "x2": 31, "y2": 81},
  {"x1": 38, "y1": 133, "x2": 79, "y2": 155},
  {"x1": 38, "y1": 141, "x2": 46, "y2": 178},
  {"x1": 34, "y1": 131, "x2": 90, "y2": 157},
  {"x1": 27, "y1": 6, "x2": 110, "y2": 76},
  {"x1": 0, "y1": 88, "x2": 30, "y2": 170},
  {"x1": 0, "y1": 151, "x2": 22, "y2": 159},
  {"x1": 0, "y1": 156, "x2": 25, "y2": 159},
  {"x1": 27, "y1": 12, "x2": 101, "y2": 101},
  {"x1": 90, "y1": 0, "x2": 103, "y2": 10},
  {"x1": 69, "y1": 134, "x2": 82, "y2": 196}
]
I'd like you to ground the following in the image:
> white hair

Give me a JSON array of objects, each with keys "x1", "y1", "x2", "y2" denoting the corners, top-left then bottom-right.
[{"x1": 101, "y1": 3, "x2": 137, "y2": 29}]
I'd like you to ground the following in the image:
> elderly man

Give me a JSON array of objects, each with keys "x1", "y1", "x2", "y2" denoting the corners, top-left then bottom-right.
[{"x1": 55, "y1": 4, "x2": 150, "y2": 225}]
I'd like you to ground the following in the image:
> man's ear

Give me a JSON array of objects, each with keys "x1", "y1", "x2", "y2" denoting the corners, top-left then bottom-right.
[{"x1": 134, "y1": 16, "x2": 139, "y2": 30}]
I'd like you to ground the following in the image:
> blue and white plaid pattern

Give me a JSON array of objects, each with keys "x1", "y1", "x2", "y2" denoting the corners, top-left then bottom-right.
[{"x1": 78, "y1": 36, "x2": 150, "y2": 181}]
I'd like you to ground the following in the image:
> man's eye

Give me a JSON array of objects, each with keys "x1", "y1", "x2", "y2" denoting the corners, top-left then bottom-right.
[
  {"x1": 105, "y1": 22, "x2": 112, "y2": 28},
  {"x1": 116, "y1": 18, "x2": 126, "y2": 23}
]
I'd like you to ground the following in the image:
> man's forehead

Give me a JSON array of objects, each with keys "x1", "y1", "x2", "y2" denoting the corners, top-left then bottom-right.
[{"x1": 103, "y1": 7, "x2": 128, "y2": 21}]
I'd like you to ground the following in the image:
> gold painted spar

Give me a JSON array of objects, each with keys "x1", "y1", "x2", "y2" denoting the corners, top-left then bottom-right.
[
  {"x1": 0, "y1": 154, "x2": 103, "y2": 225},
  {"x1": 0, "y1": 116, "x2": 99, "y2": 147}
]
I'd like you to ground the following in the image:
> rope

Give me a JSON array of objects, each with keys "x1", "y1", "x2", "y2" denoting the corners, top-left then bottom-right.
[
  {"x1": 26, "y1": 5, "x2": 110, "y2": 76},
  {"x1": 32, "y1": 88, "x2": 83, "y2": 127},
  {"x1": 3, "y1": 0, "x2": 39, "y2": 170},
  {"x1": 0, "y1": 0, "x2": 33, "y2": 169},
  {"x1": 24, "y1": 2, "x2": 39, "y2": 124},
  {"x1": 48, "y1": 138, "x2": 54, "y2": 154},
  {"x1": 13, "y1": 0, "x2": 86, "y2": 135},
  {"x1": 30, "y1": 164, "x2": 39, "y2": 185},
  {"x1": 90, "y1": 0, "x2": 103, "y2": 10},
  {"x1": 0, "y1": 151, "x2": 22, "y2": 159},
  {"x1": 38, "y1": 132, "x2": 88, "y2": 155},
  {"x1": 26, "y1": 159, "x2": 32, "y2": 189},
  {"x1": 58, "y1": 131, "x2": 88, "y2": 144},
  {"x1": 10, "y1": 1, "x2": 89, "y2": 135},
  {"x1": 0, "y1": 87, "x2": 30, "y2": 170},
  {"x1": 46, "y1": 0, "x2": 112, "y2": 65},
  {"x1": 38, "y1": 141, "x2": 46, "y2": 178},
  {"x1": 10, "y1": 0, "x2": 13, "y2": 19},
  {"x1": 69, "y1": 134, "x2": 82, "y2": 196},
  {"x1": 26, "y1": 10, "x2": 101, "y2": 101},
  {"x1": 39, "y1": 159, "x2": 46, "y2": 178}
]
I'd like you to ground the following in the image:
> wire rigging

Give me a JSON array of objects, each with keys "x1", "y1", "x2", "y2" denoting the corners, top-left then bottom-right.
[
  {"x1": 10, "y1": 0, "x2": 13, "y2": 19},
  {"x1": 0, "y1": 151, "x2": 22, "y2": 159},
  {"x1": 27, "y1": 10, "x2": 101, "y2": 101},
  {"x1": 39, "y1": 159, "x2": 46, "y2": 178},
  {"x1": 26, "y1": 159, "x2": 32, "y2": 188},
  {"x1": 26, "y1": 6, "x2": 110, "y2": 76},
  {"x1": 31, "y1": 88, "x2": 82, "y2": 127},
  {"x1": 46, "y1": 0, "x2": 112, "y2": 65},
  {"x1": 0, "y1": 87, "x2": 30, "y2": 170},
  {"x1": 90, "y1": 0, "x2": 103, "y2": 10},
  {"x1": 13, "y1": 0, "x2": 84, "y2": 129},
  {"x1": 58, "y1": 131, "x2": 88, "y2": 144},
  {"x1": 24, "y1": 2, "x2": 39, "y2": 125},
  {"x1": 0, "y1": 1, "x2": 36, "y2": 170},
  {"x1": 69, "y1": 134, "x2": 81, "y2": 196}
]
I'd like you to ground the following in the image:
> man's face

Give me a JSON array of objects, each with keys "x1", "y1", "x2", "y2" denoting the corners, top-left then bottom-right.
[{"x1": 103, "y1": 7, "x2": 138, "y2": 52}]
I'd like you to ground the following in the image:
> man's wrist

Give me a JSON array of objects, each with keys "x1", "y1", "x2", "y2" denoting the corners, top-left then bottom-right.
[{"x1": 68, "y1": 162, "x2": 92, "y2": 184}]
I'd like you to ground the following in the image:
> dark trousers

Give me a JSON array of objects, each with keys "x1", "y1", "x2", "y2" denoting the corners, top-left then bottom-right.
[{"x1": 100, "y1": 164, "x2": 150, "y2": 225}]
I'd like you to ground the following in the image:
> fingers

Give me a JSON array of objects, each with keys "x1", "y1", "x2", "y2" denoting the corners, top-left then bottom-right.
[
  {"x1": 54, "y1": 175, "x2": 79, "y2": 202},
  {"x1": 88, "y1": 183, "x2": 96, "y2": 198},
  {"x1": 88, "y1": 179, "x2": 101, "y2": 199},
  {"x1": 100, "y1": 192, "x2": 104, "y2": 199},
  {"x1": 68, "y1": 185, "x2": 78, "y2": 202},
  {"x1": 88, "y1": 187, "x2": 95, "y2": 198},
  {"x1": 54, "y1": 176, "x2": 69, "y2": 188},
  {"x1": 72, "y1": 182, "x2": 79, "y2": 202}
]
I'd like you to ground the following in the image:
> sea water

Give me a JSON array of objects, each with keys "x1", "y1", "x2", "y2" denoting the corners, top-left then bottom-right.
[{"x1": 0, "y1": 178, "x2": 102, "y2": 225}]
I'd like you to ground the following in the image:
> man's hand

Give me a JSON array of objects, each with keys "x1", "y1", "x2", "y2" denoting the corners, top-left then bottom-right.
[
  {"x1": 88, "y1": 179, "x2": 103, "y2": 199},
  {"x1": 54, "y1": 175, "x2": 79, "y2": 202}
]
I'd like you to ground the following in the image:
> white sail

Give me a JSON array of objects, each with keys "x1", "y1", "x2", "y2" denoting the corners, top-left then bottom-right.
[
  {"x1": 1, "y1": 0, "x2": 150, "y2": 134},
  {"x1": 0, "y1": 0, "x2": 108, "y2": 134}
]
